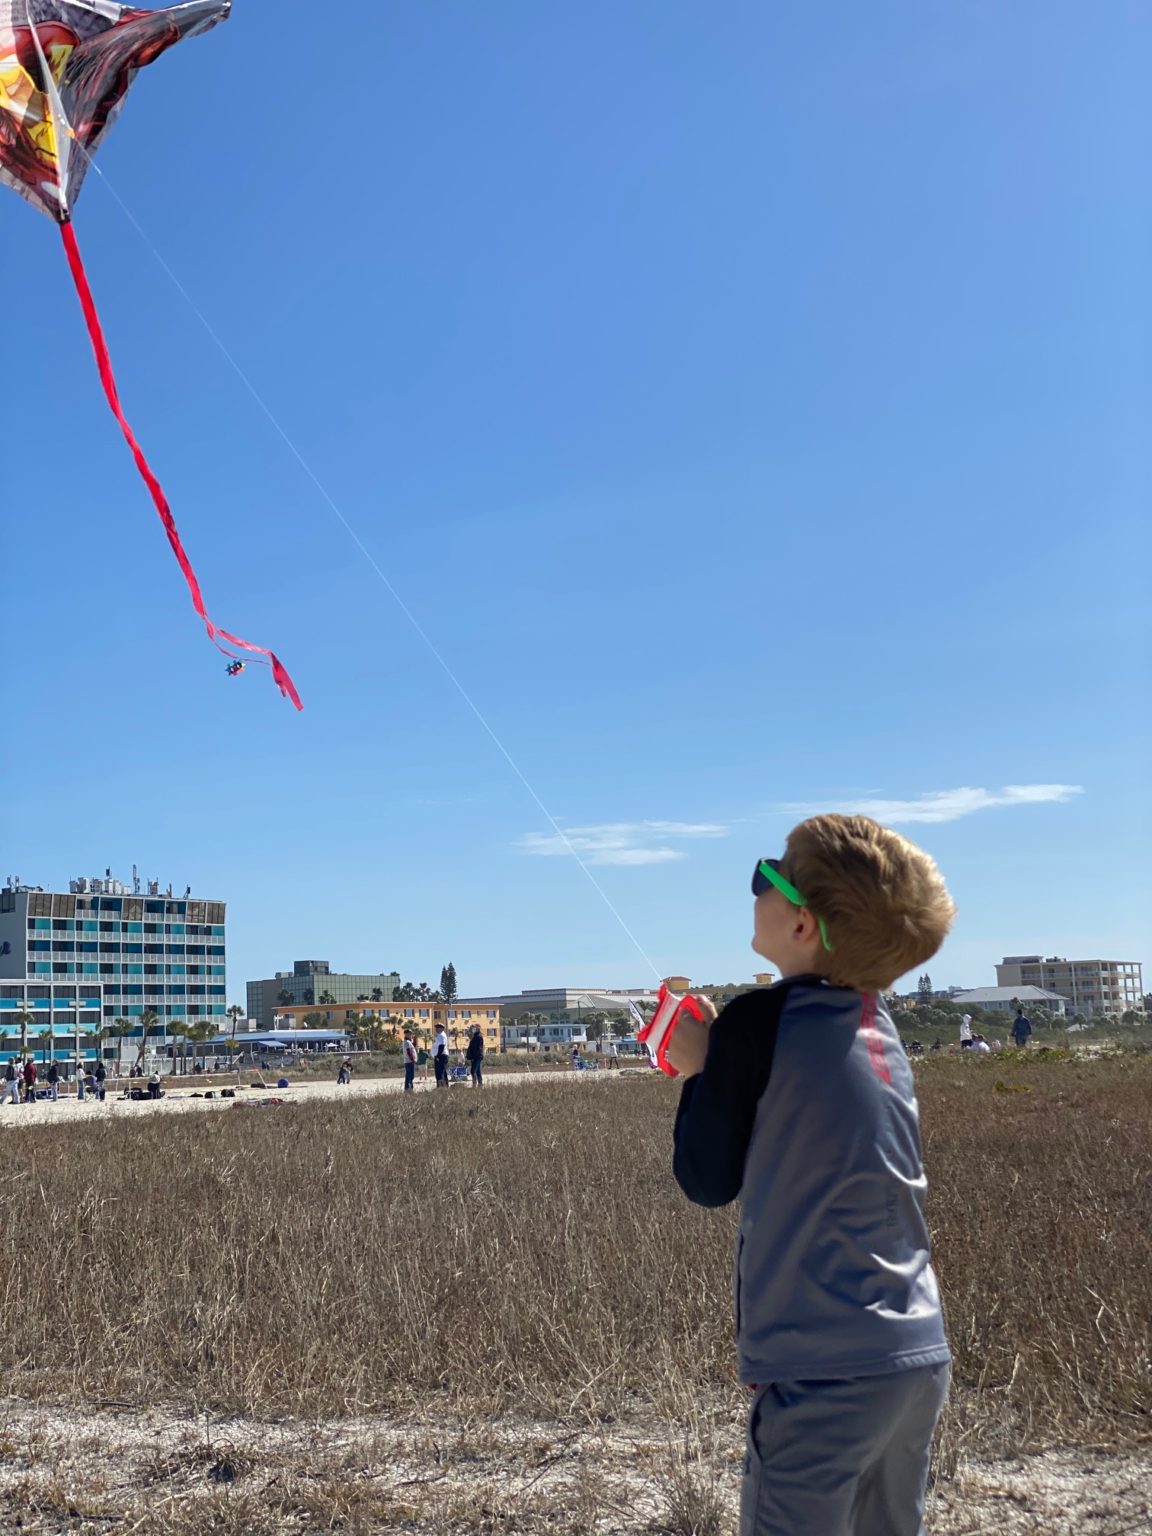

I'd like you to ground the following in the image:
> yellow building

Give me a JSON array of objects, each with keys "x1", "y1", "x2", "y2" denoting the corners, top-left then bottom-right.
[{"x1": 272, "y1": 1001, "x2": 501, "y2": 1047}]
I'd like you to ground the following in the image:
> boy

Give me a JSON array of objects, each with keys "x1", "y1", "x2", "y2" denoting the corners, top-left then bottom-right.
[
  {"x1": 667, "y1": 814, "x2": 955, "y2": 1536},
  {"x1": 402, "y1": 1030, "x2": 418, "y2": 1092}
]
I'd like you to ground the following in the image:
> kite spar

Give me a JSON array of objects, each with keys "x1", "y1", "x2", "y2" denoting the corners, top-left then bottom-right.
[{"x1": 0, "y1": 0, "x2": 301, "y2": 708}]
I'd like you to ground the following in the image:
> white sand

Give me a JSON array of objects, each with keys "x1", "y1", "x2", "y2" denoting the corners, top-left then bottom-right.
[{"x1": 0, "y1": 1066, "x2": 642, "y2": 1131}]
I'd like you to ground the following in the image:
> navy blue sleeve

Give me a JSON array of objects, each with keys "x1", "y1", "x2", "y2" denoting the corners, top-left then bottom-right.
[{"x1": 672, "y1": 987, "x2": 786, "y2": 1208}]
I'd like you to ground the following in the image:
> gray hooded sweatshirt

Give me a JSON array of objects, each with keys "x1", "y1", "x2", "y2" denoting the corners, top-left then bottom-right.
[{"x1": 674, "y1": 976, "x2": 949, "y2": 1384}]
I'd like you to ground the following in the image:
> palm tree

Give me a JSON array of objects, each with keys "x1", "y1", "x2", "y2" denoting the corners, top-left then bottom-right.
[
  {"x1": 276, "y1": 989, "x2": 293, "y2": 1007},
  {"x1": 185, "y1": 1022, "x2": 212, "y2": 1073},
  {"x1": 318, "y1": 991, "x2": 336, "y2": 1007},
  {"x1": 522, "y1": 1013, "x2": 547, "y2": 1054},
  {"x1": 168, "y1": 1020, "x2": 188, "y2": 1076},
  {"x1": 227, "y1": 1003, "x2": 244, "y2": 1050},
  {"x1": 371, "y1": 988, "x2": 383, "y2": 1004},
  {"x1": 82, "y1": 1025, "x2": 106, "y2": 1070},
  {"x1": 112, "y1": 1017, "x2": 134, "y2": 1078},
  {"x1": 137, "y1": 1009, "x2": 160, "y2": 1070},
  {"x1": 89, "y1": 1025, "x2": 108, "y2": 1071},
  {"x1": 38, "y1": 1028, "x2": 53, "y2": 1066},
  {"x1": 12, "y1": 1009, "x2": 35, "y2": 1061},
  {"x1": 192, "y1": 1020, "x2": 216, "y2": 1071}
]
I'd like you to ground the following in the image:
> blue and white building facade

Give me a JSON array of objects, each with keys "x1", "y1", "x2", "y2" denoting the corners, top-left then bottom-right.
[
  {"x1": 0, "y1": 978, "x2": 105, "y2": 1065},
  {"x1": 0, "y1": 875, "x2": 227, "y2": 1049}
]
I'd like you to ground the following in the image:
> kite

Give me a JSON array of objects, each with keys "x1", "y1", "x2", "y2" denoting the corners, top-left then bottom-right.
[
  {"x1": 0, "y1": 0, "x2": 301, "y2": 708},
  {"x1": 636, "y1": 984, "x2": 705, "y2": 1078}
]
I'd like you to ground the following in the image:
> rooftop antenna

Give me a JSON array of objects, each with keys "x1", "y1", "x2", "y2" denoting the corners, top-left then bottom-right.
[{"x1": 132, "y1": 864, "x2": 141, "y2": 895}]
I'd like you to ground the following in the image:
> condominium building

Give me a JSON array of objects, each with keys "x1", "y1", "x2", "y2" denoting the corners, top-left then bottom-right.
[
  {"x1": 0, "y1": 874, "x2": 227, "y2": 1042},
  {"x1": 247, "y1": 960, "x2": 401, "y2": 1031},
  {"x1": 995, "y1": 956, "x2": 1144, "y2": 1017}
]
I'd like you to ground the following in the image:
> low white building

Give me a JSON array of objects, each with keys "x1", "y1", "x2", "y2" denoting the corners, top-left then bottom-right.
[
  {"x1": 952, "y1": 986, "x2": 1068, "y2": 1018},
  {"x1": 502, "y1": 1019, "x2": 588, "y2": 1051}
]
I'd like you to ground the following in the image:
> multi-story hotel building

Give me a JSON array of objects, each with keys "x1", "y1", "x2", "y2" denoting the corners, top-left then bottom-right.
[
  {"x1": 995, "y1": 956, "x2": 1144, "y2": 1016},
  {"x1": 0, "y1": 874, "x2": 227, "y2": 1044}
]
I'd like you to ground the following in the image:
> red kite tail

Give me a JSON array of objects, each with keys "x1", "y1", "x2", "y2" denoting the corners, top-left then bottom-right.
[{"x1": 59, "y1": 220, "x2": 302, "y2": 711}]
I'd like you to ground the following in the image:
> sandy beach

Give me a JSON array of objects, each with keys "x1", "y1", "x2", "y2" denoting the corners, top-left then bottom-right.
[{"x1": 0, "y1": 1065, "x2": 641, "y2": 1131}]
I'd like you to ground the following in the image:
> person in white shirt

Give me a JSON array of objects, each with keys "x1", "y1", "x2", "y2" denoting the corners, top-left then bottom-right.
[
  {"x1": 433, "y1": 1028, "x2": 449, "y2": 1088},
  {"x1": 602, "y1": 1037, "x2": 619, "y2": 1070},
  {"x1": 402, "y1": 1031, "x2": 418, "y2": 1092},
  {"x1": 971, "y1": 1034, "x2": 991, "y2": 1056},
  {"x1": 959, "y1": 1014, "x2": 973, "y2": 1050}
]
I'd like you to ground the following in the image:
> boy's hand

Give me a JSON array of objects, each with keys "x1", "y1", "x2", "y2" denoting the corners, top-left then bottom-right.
[{"x1": 663, "y1": 996, "x2": 717, "y2": 1079}]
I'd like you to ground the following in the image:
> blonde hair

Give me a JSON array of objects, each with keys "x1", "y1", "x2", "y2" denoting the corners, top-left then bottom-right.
[{"x1": 783, "y1": 814, "x2": 956, "y2": 993}]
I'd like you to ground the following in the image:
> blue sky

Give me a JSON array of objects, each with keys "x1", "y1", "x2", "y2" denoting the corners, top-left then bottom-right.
[{"x1": 1, "y1": 1, "x2": 1148, "y2": 1002}]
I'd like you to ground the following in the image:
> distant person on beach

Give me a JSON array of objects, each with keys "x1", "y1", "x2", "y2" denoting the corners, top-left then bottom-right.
[
  {"x1": 83, "y1": 1066, "x2": 98, "y2": 1099},
  {"x1": 402, "y1": 1031, "x2": 417, "y2": 1092},
  {"x1": 1012, "y1": 1009, "x2": 1033, "y2": 1049},
  {"x1": 602, "y1": 1037, "x2": 619, "y2": 1070},
  {"x1": 3, "y1": 1059, "x2": 19, "y2": 1105},
  {"x1": 337, "y1": 1058, "x2": 352, "y2": 1085},
  {"x1": 465, "y1": 1026, "x2": 485, "y2": 1087},
  {"x1": 95, "y1": 1061, "x2": 107, "y2": 1101},
  {"x1": 47, "y1": 1060, "x2": 59, "y2": 1101},
  {"x1": 433, "y1": 1027, "x2": 449, "y2": 1088},
  {"x1": 971, "y1": 1034, "x2": 991, "y2": 1056},
  {"x1": 959, "y1": 1013, "x2": 973, "y2": 1049},
  {"x1": 22, "y1": 1058, "x2": 37, "y2": 1104},
  {"x1": 416, "y1": 1042, "x2": 430, "y2": 1082}
]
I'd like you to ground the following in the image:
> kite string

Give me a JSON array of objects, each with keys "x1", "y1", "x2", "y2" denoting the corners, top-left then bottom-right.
[{"x1": 82, "y1": 159, "x2": 663, "y2": 981}]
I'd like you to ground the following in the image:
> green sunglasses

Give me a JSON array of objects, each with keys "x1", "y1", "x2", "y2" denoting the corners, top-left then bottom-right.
[{"x1": 753, "y1": 859, "x2": 833, "y2": 953}]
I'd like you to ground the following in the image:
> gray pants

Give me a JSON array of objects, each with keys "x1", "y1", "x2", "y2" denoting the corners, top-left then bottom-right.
[{"x1": 740, "y1": 1363, "x2": 949, "y2": 1536}]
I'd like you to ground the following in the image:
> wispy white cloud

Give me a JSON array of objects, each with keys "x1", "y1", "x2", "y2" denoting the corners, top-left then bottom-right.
[
  {"x1": 780, "y1": 784, "x2": 1083, "y2": 826},
  {"x1": 519, "y1": 820, "x2": 729, "y2": 866}
]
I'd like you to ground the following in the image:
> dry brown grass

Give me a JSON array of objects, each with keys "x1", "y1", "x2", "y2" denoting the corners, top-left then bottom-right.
[{"x1": 0, "y1": 1055, "x2": 1148, "y2": 1462}]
